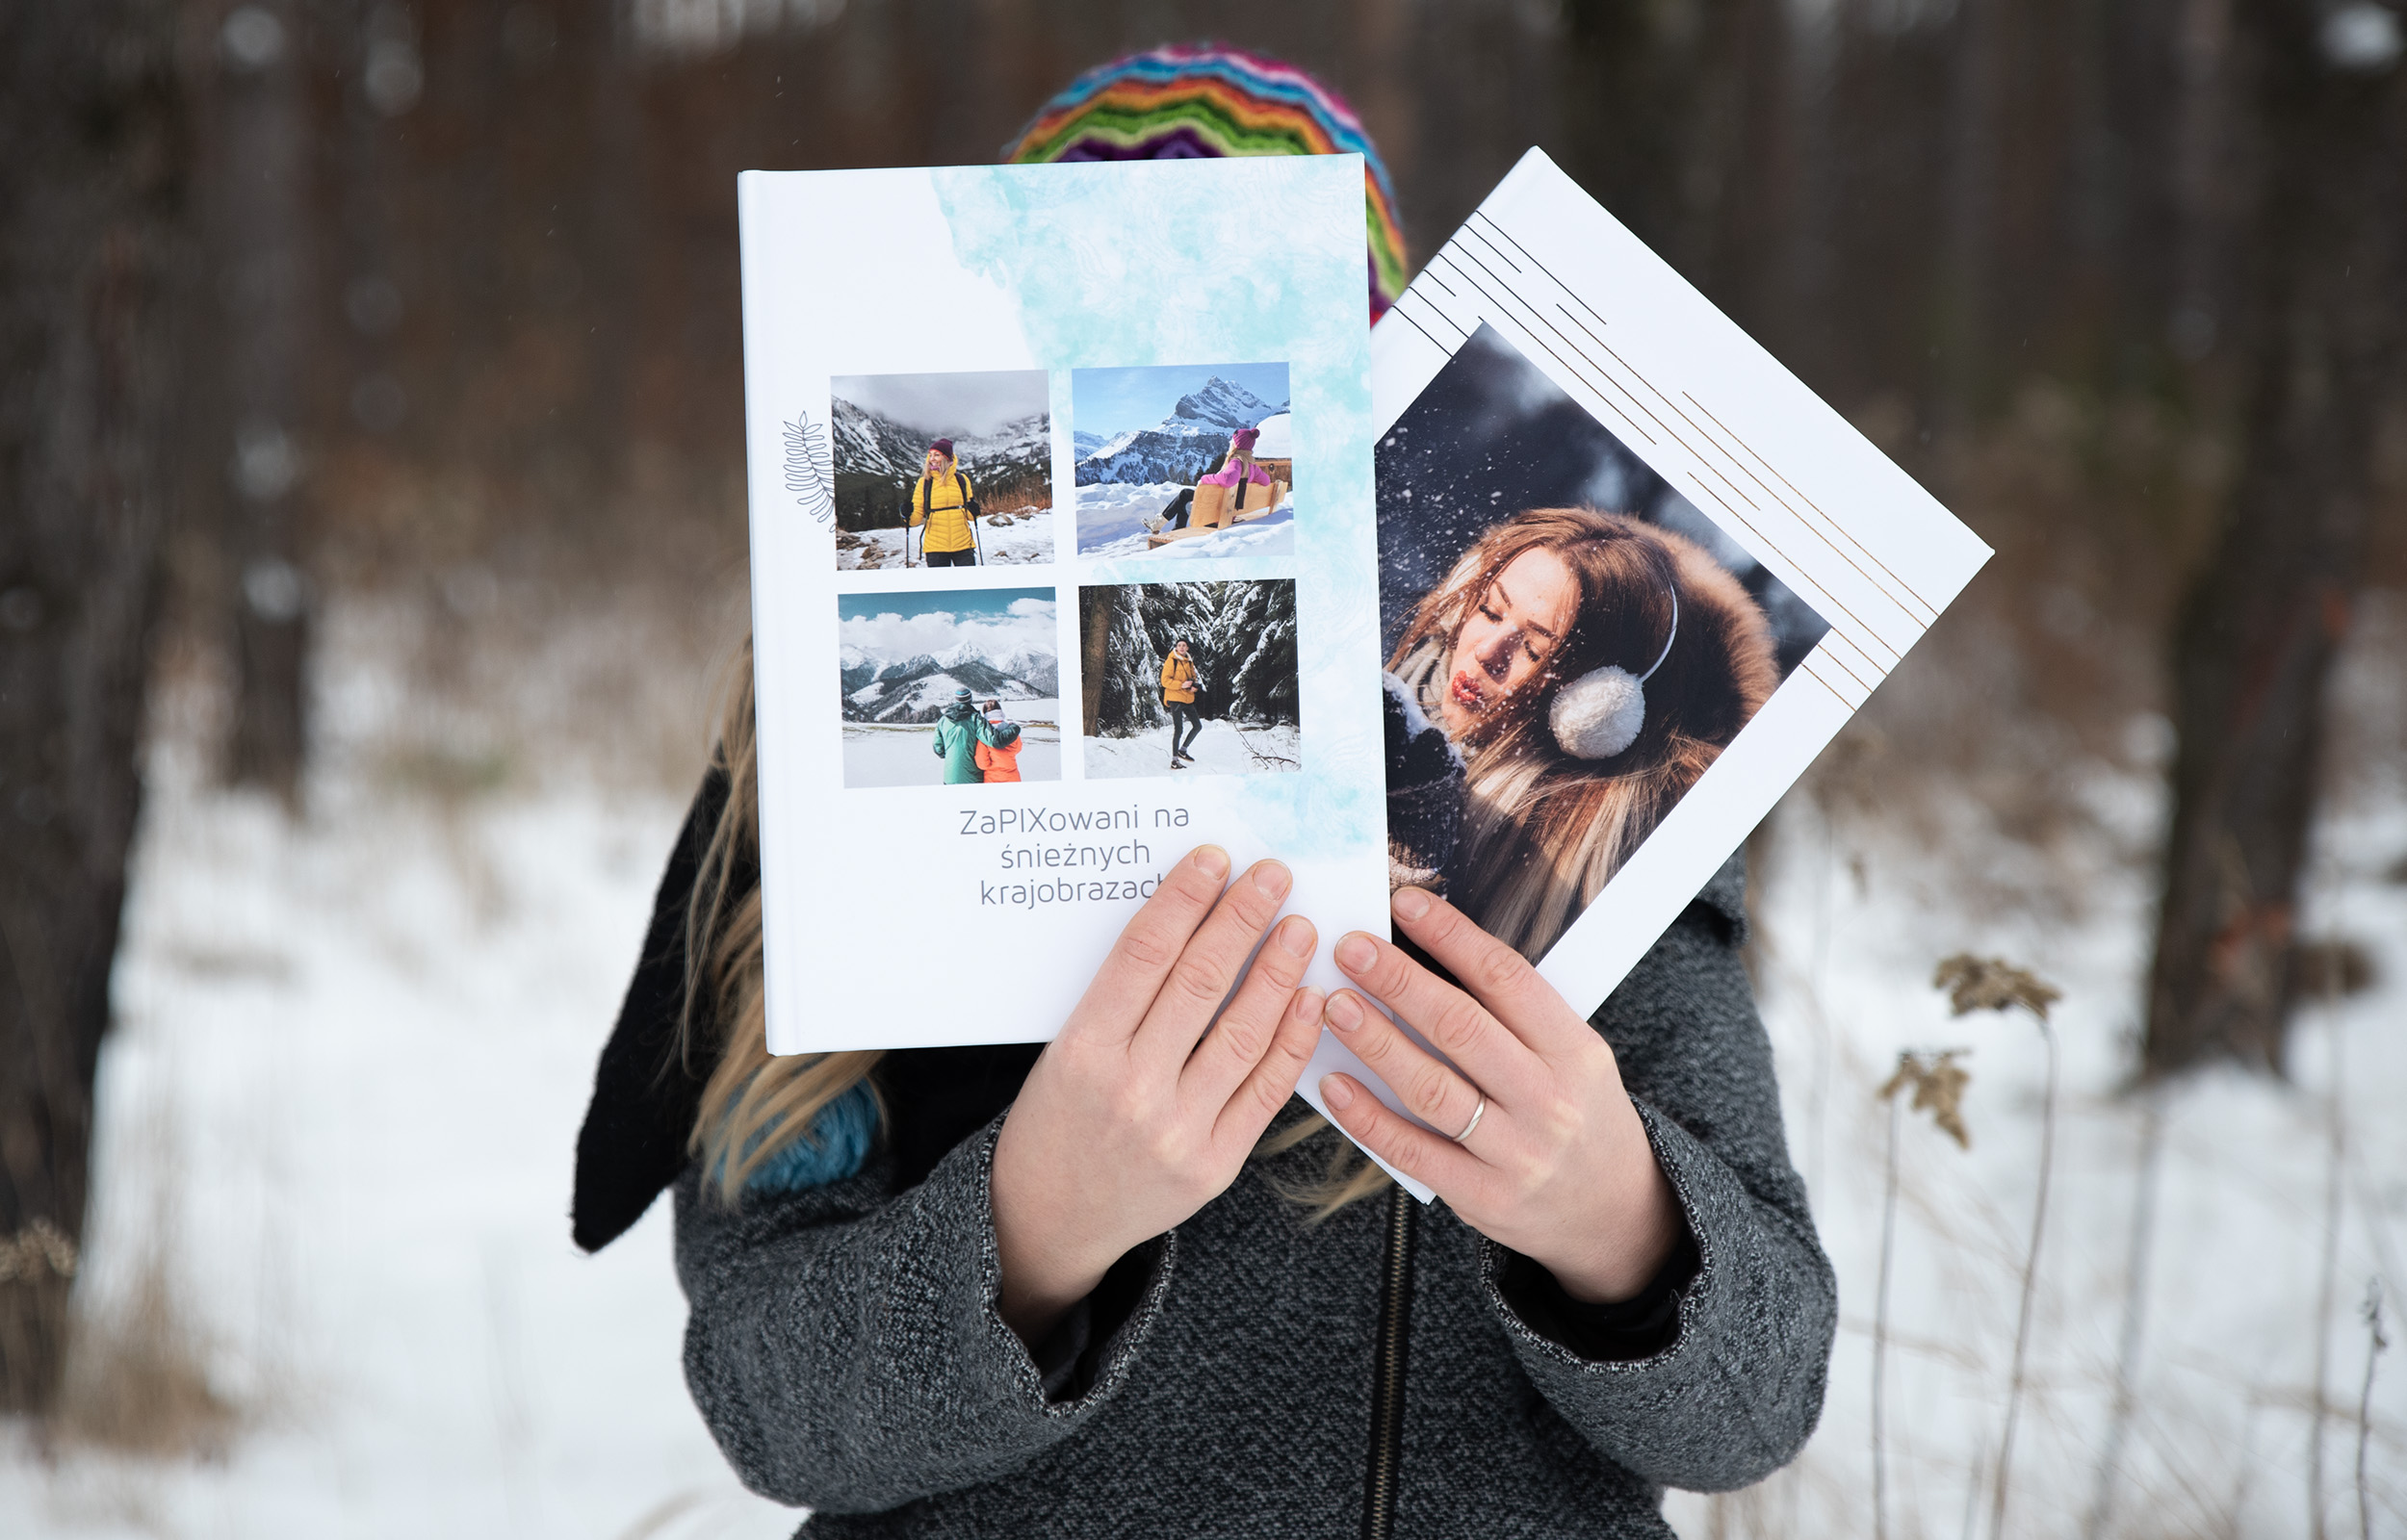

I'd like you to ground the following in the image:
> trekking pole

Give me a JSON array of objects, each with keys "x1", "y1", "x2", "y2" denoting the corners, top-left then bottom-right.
[{"x1": 971, "y1": 504, "x2": 985, "y2": 565}]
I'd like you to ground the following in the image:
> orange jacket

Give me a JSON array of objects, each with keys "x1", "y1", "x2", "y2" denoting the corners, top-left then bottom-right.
[
  {"x1": 975, "y1": 730, "x2": 1023, "y2": 783},
  {"x1": 1159, "y1": 652, "x2": 1198, "y2": 704}
]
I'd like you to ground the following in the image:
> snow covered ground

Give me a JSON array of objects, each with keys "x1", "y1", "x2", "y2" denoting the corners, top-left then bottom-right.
[
  {"x1": 0, "y1": 657, "x2": 796, "y2": 1535},
  {"x1": 834, "y1": 510, "x2": 1053, "y2": 569},
  {"x1": 7, "y1": 589, "x2": 2401, "y2": 1539},
  {"x1": 842, "y1": 707, "x2": 1062, "y2": 787},
  {"x1": 1660, "y1": 783, "x2": 2407, "y2": 1540},
  {"x1": 1083, "y1": 717, "x2": 1301, "y2": 780},
  {"x1": 1074, "y1": 481, "x2": 1295, "y2": 561}
]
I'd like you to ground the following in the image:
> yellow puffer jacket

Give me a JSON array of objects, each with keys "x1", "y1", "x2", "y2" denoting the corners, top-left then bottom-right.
[
  {"x1": 1159, "y1": 652, "x2": 1198, "y2": 704},
  {"x1": 910, "y1": 470, "x2": 977, "y2": 554}
]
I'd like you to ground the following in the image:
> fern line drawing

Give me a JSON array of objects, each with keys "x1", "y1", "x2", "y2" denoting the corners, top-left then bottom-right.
[{"x1": 784, "y1": 410, "x2": 835, "y2": 524}]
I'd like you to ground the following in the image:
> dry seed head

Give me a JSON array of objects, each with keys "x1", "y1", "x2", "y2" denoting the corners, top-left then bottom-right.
[
  {"x1": 0, "y1": 1218, "x2": 79, "y2": 1283},
  {"x1": 1932, "y1": 953, "x2": 2061, "y2": 1021},
  {"x1": 1878, "y1": 1049, "x2": 1973, "y2": 1149}
]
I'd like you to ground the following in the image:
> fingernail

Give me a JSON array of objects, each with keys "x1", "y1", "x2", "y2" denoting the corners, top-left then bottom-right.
[
  {"x1": 1192, "y1": 845, "x2": 1229, "y2": 880},
  {"x1": 1291, "y1": 986, "x2": 1324, "y2": 1018},
  {"x1": 1323, "y1": 991, "x2": 1362, "y2": 1033},
  {"x1": 1336, "y1": 934, "x2": 1377, "y2": 974},
  {"x1": 1253, "y1": 860, "x2": 1292, "y2": 900},
  {"x1": 1391, "y1": 886, "x2": 1432, "y2": 921},
  {"x1": 1320, "y1": 1075, "x2": 1355, "y2": 1111},
  {"x1": 1278, "y1": 916, "x2": 1314, "y2": 957}
]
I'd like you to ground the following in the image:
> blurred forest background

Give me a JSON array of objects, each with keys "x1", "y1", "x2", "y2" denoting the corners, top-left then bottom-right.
[{"x1": 4, "y1": 0, "x2": 2404, "y2": 1535}]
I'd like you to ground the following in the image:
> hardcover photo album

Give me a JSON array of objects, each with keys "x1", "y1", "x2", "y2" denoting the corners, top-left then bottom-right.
[
  {"x1": 1367, "y1": 149, "x2": 1991, "y2": 1018},
  {"x1": 738, "y1": 155, "x2": 1398, "y2": 1087}
]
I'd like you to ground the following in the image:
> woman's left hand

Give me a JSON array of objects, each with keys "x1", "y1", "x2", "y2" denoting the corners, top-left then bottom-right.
[{"x1": 1316, "y1": 886, "x2": 1683, "y2": 1303}]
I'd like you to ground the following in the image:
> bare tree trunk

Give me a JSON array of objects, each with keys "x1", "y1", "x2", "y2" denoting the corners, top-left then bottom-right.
[
  {"x1": 214, "y1": 0, "x2": 314, "y2": 801},
  {"x1": 0, "y1": 0, "x2": 185, "y2": 1412},
  {"x1": 1935, "y1": 0, "x2": 2000, "y2": 427},
  {"x1": 1079, "y1": 584, "x2": 1114, "y2": 737},
  {"x1": 2142, "y1": 3, "x2": 2404, "y2": 1077}
]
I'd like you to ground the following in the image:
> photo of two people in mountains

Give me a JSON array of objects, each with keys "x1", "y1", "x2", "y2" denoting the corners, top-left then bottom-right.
[
  {"x1": 931, "y1": 689, "x2": 1026, "y2": 784},
  {"x1": 838, "y1": 587, "x2": 1062, "y2": 787}
]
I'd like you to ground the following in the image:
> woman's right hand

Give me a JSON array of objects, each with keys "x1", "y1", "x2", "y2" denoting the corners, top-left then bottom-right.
[{"x1": 990, "y1": 846, "x2": 1322, "y2": 1345}]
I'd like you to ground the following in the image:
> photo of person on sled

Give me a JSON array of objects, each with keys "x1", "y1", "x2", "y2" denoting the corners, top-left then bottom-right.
[
  {"x1": 1150, "y1": 424, "x2": 1288, "y2": 542},
  {"x1": 1071, "y1": 362, "x2": 1295, "y2": 559}
]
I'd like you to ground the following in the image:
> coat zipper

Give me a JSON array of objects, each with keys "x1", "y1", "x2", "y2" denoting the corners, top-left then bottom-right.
[{"x1": 1361, "y1": 1183, "x2": 1418, "y2": 1540}]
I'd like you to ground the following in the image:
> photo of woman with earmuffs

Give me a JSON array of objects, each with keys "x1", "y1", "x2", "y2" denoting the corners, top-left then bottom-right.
[
  {"x1": 1384, "y1": 507, "x2": 1780, "y2": 961},
  {"x1": 1377, "y1": 323, "x2": 1830, "y2": 963}
]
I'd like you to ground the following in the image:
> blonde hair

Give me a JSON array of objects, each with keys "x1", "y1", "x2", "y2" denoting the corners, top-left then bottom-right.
[
  {"x1": 679, "y1": 639, "x2": 884, "y2": 1204},
  {"x1": 1389, "y1": 508, "x2": 1777, "y2": 961},
  {"x1": 682, "y1": 637, "x2": 1384, "y2": 1215}
]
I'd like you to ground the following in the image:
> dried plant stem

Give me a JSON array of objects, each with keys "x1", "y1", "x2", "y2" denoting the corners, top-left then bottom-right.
[
  {"x1": 2309, "y1": 1014, "x2": 2347, "y2": 1540},
  {"x1": 1874, "y1": 1087, "x2": 1902, "y2": 1540},
  {"x1": 2359, "y1": 1279, "x2": 2386, "y2": 1540},
  {"x1": 2083, "y1": 1089, "x2": 2166, "y2": 1540},
  {"x1": 1988, "y1": 1012, "x2": 2057, "y2": 1540}
]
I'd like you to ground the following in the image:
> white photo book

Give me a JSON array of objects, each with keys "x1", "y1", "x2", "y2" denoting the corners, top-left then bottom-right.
[
  {"x1": 738, "y1": 157, "x2": 1396, "y2": 1070},
  {"x1": 1368, "y1": 147, "x2": 1992, "y2": 1017}
]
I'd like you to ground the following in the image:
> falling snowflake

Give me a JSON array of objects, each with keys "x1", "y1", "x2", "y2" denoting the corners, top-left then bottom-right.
[{"x1": 783, "y1": 410, "x2": 835, "y2": 524}]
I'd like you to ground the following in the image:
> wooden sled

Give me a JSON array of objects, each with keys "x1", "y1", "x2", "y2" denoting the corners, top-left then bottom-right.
[{"x1": 1146, "y1": 477, "x2": 1287, "y2": 548}]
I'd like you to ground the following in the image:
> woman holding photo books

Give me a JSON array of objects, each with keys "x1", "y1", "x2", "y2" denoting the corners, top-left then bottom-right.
[{"x1": 570, "y1": 48, "x2": 1830, "y2": 1540}]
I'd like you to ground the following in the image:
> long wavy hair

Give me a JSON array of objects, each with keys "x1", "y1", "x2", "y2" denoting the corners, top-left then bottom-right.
[
  {"x1": 680, "y1": 638, "x2": 1379, "y2": 1216},
  {"x1": 678, "y1": 640, "x2": 883, "y2": 1204},
  {"x1": 1387, "y1": 507, "x2": 1778, "y2": 962}
]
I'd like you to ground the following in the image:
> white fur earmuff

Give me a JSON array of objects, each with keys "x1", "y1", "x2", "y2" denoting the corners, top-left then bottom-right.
[{"x1": 1548, "y1": 587, "x2": 1680, "y2": 760}]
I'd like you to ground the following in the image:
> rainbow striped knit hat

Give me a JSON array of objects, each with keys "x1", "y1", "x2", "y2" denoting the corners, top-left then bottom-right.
[{"x1": 1002, "y1": 44, "x2": 1407, "y2": 321}]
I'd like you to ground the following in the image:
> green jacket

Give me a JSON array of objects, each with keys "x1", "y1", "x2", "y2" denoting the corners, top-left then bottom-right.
[{"x1": 931, "y1": 704, "x2": 1015, "y2": 783}]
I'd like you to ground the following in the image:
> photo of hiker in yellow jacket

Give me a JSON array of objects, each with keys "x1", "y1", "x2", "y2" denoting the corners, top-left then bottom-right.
[
  {"x1": 908, "y1": 440, "x2": 981, "y2": 568},
  {"x1": 1159, "y1": 638, "x2": 1202, "y2": 769}
]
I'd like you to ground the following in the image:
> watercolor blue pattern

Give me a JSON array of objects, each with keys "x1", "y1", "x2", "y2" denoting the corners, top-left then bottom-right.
[{"x1": 931, "y1": 159, "x2": 1381, "y2": 861}]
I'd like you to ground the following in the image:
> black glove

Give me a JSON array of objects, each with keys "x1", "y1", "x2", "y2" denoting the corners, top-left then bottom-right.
[{"x1": 1383, "y1": 673, "x2": 1462, "y2": 890}]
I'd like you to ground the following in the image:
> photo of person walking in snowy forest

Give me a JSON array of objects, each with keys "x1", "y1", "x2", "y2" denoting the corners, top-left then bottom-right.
[
  {"x1": 839, "y1": 588, "x2": 1061, "y2": 786},
  {"x1": 1377, "y1": 323, "x2": 1832, "y2": 962},
  {"x1": 1159, "y1": 639, "x2": 1202, "y2": 768},
  {"x1": 1078, "y1": 580, "x2": 1300, "y2": 778},
  {"x1": 1072, "y1": 362, "x2": 1294, "y2": 559},
  {"x1": 829, "y1": 370, "x2": 1053, "y2": 569}
]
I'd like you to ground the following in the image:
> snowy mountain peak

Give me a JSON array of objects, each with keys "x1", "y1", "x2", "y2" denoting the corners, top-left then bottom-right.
[
  {"x1": 1075, "y1": 376, "x2": 1289, "y2": 488},
  {"x1": 1169, "y1": 376, "x2": 1281, "y2": 430},
  {"x1": 840, "y1": 641, "x2": 1058, "y2": 725}
]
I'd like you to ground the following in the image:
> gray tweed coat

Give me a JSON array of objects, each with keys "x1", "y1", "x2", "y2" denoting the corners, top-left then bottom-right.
[{"x1": 672, "y1": 856, "x2": 1835, "y2": 1537}]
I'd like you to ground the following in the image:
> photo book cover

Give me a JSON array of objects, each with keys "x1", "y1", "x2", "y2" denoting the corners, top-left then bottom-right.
[
  {"x1": 737, "y1": 155, "x2": 1395, "y2": 1062},
  {"x1": 1367, "y1": 148, "x2": 1993, "y2": 1014}
]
